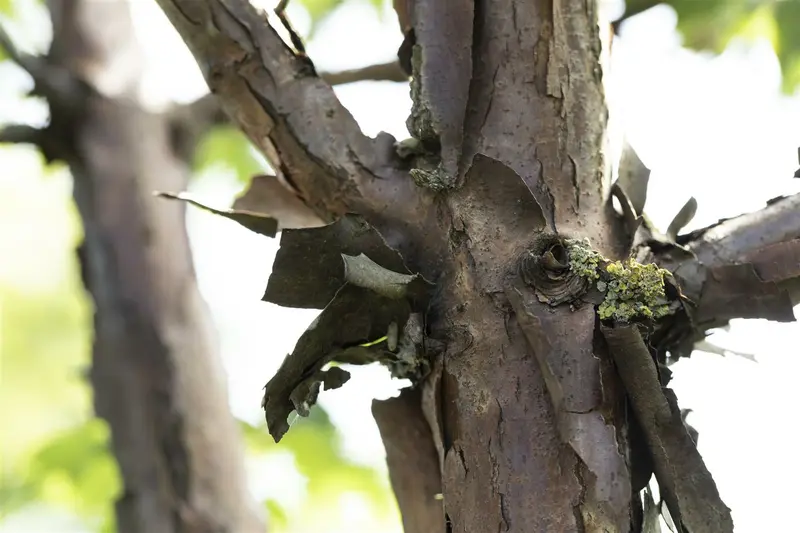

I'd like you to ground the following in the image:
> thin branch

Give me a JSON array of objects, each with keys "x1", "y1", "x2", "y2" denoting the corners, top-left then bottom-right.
[
  {"x1": 172, "y1": 60, "x2": 406, "y2": 143},
  {"x1": 0, "y1": 123, "x2": 69, "y2": 163},
  {"x1": 0, "y1": 124, "x2": 44, "y2": 146},
  {"x1": 693, "y1": 340, "x2": 757, "y2": 362},
  {"x1": 0, "y1": 21, "x2": 84, "y2": 107},
  {"x1": 154, "y1": 0, "x2": 428, "y2": 228},
  {"x1": 176, "y1": 93, "x2": 228, "y2": 128},
  {"x1": 172, "y1": 58, "x2": 406, "y2": 149},
  {"x1": 322, "y1": 60, "x2": 408, "y2": 85},
  {"x1": 0, "y1": 22, "x2": 26, "y2": 66},
  {"x1": 167, "y1": 93, "x2": 229, "y2": 161}
]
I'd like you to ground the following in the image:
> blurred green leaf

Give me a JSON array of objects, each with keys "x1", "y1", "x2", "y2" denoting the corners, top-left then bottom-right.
[
  {"x1": 300, "y1": 0, "x2": 343, "y2": 27},
  {"x1": 624, "y1": 0, "x2": 800, "y2": 92},
  {"x1": 775, "y1": 0, "x2": 800, "y2": 92},
  {"x1": 265, "y1": 499, "x2": 289, "y2": 532},
  {"x1": 0, "y1": 0, "x2": 15, "y2": 16},
  {"x1": 666, "y1": 0, "x2": 753, "y2": 53},
  {"x1": 0, "y1": 479, "x2": 38, "y2": 518},
  {"x1": 0, "y1": 0, "x2": 16, "y2": 60},
  {"x1": 0, "y1": 418, "x2": 119, "y2": 530},
  {"x1": 27, "y1": 419, "x2": 121, "y2": 523},
  {"x1": 241, "y1": 404, "x2": 394, "y2": 518},
  {"x1": 194, "y1": 126, "x2": 265, "y2": 183},
  {"x1": 297, "y1": 0, "x2": 386, "y2": 36}
]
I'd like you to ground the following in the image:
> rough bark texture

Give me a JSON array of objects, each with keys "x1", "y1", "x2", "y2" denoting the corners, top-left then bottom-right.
[
  {"x1": 373, "y1": 388, "x2": 445, "y2": 533},
  {"x1": 1, "y1": 1, "x2": 264, "y2": 531},
  {"x1": 151, "y1": 0, "x2": 800, "y2": 532}
]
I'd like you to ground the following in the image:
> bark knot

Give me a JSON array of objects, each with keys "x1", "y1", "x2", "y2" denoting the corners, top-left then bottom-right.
[{"x1": 518, "y1": 234, "x2": 593, "y2": 306}]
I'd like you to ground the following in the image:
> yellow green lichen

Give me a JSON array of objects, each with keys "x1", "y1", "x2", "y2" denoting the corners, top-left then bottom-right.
[
  {"x1": 565, "y1": 238, "x2": 671, "y2": 323},
  {"x1": 597, "y1": 260, "x2": 671, "y2": 322},
  {"x1": 565, "y1": 238, "x2": 603, "y2": 280}
]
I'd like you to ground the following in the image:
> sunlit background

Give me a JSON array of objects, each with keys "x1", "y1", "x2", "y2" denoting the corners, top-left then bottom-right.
[{"x1": 1, "y1": 0, "x2": 799, "y2": 531}]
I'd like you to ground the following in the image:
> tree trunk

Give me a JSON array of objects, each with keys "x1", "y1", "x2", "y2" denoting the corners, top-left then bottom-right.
[
  {"x1": 152, "y1": 0, "x2": 800, "y2": 532},
  {"x1": 0, "y1": 0, "x2": 264, "y2": 531},
  {"x1": 425, "y1": 2, "x2": 633, "y2": 529}
]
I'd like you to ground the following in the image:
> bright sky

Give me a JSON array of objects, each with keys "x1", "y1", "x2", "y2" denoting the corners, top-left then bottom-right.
[{"x1": 2, "y1": 0, "x2": 800, "y2": 532}]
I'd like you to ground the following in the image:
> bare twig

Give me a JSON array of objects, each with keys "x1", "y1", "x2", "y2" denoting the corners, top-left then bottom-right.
[
  {"x1": 274, "y1": 0, "x2": 307, "y2": 56},
  {"x1": 167, "y1": 93, "x2": 229, "y2": 160},
  {"x1": 0, "y1": 124, "x2": 44, "y2": 146},
  {"x1": 174, "y1": 58, "x2": 406, "y2": 135},
  {"x1": 0, "y1": 22, "x2": 26, "y2": 65},
  {"x1": 694, "y1": 340, "x2": 757, "y2": 362},
  {"x1": 173, "y1": 59, "x2": 406, "y2": 144},
  {"x1": 0, "y1": 123, "x2": 68, "y2": 162},
  {"x1": 322, "y1": 61, "x2": 408, "y2": 85},
  {"x1": 178, "y1": 93, "x2": 227, "y2": 127}
]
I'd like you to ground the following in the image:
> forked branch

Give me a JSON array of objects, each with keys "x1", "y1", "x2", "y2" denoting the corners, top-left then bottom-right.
[{"x1": 155, "y1": 0, "x2": 427, "y2": 228}]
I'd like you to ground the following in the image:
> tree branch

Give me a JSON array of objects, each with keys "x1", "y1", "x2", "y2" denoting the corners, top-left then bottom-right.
[
  {"x1": 0, "y1": 124, "x2": 44, "y2": 146},
  {"x1": 0, "y1": 122, "x2": 73, "y2": 163},
  {"x1": 681, "y1": 194, "x2": 800, "y2": 267},
  {"x1": 170, "y1": 57, "x2": 406, "y2": 156},
  {"x1": 322, "y1": 60, "x2": 408, "y2": 85},
  {"x1": 0, "y1": 22, "x2": 32, "y2": 69},
  {"x1": 167, "y1": 93, "x2": 229, "y2": 161},
  {"x1": 154, "y1": 0, "x2": 427, "y2": 229},
  {"x1": 0, "y1": 21, "x2": 84, "y2": 108},
  {"x1": 654, "y1": 193, "x2": 800, "y2": 341}
]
